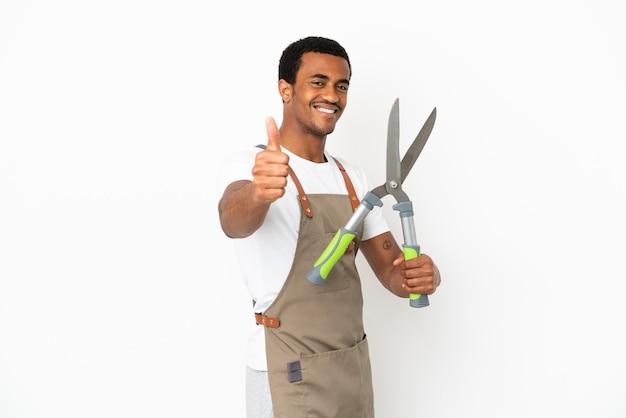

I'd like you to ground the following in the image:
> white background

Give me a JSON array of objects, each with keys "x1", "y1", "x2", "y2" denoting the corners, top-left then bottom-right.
[{"x1": 1, "y1": 1, "x2": 625, "y2": 417}]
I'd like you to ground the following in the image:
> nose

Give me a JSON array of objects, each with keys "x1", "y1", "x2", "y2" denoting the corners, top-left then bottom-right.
[{"x1": 321, "y1": 84, "x2": 340, "y2": 103}]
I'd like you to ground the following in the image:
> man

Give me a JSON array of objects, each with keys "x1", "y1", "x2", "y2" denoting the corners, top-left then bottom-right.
[{"x1": 217, "y1": 36, "x2": 441, "y2": 418}]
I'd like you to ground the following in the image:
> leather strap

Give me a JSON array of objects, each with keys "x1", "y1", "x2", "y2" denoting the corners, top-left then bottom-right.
[
  {"x1": 287, "y1": 166, "x2": 313, "y2": 218},
  {"x1": 333, "y1": 159, "x2": 360, "y2": 212},
  {"x1": 255, "y1": 313, "x2": 280, "y2": 328}
]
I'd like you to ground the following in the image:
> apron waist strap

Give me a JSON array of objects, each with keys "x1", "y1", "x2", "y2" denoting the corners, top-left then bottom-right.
[{"x1": 255, "y1": 313, "x2": 280, "y2": 328}]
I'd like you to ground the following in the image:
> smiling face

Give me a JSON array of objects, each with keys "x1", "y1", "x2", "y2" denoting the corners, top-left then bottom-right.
[{"x1": 280, "y1": 52, "x2": 351, "y2": 139}]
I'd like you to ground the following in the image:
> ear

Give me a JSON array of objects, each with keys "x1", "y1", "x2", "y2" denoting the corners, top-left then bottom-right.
[{"x1": 278, "y1": 80, "x2": 292, "y2": 103}]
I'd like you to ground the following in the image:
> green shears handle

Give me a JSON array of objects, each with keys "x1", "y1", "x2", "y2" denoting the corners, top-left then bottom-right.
[
  {"x1": 306, "y1": 192, "x2": 383, "y2": 285},
  {"x1": 394, "y1": 201, "x2": 430, "y2": 308},
  {"x1": 305, "y1": 227, "x2": 356, "y2": 285}
]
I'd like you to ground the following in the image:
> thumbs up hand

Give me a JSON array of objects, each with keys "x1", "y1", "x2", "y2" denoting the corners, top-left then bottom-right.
[{"x1": 251, "y1": 117, "x2": 290, "y2": 203}]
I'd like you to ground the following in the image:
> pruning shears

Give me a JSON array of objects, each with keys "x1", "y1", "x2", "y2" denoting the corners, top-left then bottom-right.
[{"x1": 305, "y1": 98, "x2": 436, "y2": 308}]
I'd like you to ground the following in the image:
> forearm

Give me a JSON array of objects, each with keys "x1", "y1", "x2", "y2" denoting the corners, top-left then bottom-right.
[
  {"x1": 218, "y1": 181, "x2": 271, "y2": 238},
  {"x1": 386, "y1": 266, "x2": 412, "y2": 297},
  {"x1": 361, "y1": 232, "x2": 408, "y2": 296}
]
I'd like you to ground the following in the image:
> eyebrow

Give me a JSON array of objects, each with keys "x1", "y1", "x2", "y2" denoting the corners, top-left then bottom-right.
[{"x1": 309, "y1": 73, "x2": 350, "y2": 85}]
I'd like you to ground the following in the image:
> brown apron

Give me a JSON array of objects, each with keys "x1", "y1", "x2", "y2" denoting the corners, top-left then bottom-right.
[{"x1": 257, "y1": 161, "x2": 374, "y2": 418}]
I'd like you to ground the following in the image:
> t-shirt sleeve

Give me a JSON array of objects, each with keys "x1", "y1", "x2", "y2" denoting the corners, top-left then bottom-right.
[
  {"x1": 362, "y1": 203, "x2": 390, "y2": 241},
  {"x1": 215, "y1": 147, "x2": 259, "y2": 198}
]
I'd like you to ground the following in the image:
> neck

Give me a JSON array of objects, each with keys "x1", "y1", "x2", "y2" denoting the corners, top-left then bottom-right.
[{"x1": 279, "y1": 131, "x2": 327, "y2": 163}]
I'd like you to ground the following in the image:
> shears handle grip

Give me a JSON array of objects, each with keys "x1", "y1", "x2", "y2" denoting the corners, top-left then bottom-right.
[
  {"x1": 393, "y1": 201, "x2": 430, "y2": 308},
  {"x1": 305, "y1": 227, "x2": 356, "y2": 285},
  {"x1": 306, "y1": 192, "x2": 383, "y2": 285},
  {"x1": 403, "y1": 244, "x2": 430, "y2": 308}
]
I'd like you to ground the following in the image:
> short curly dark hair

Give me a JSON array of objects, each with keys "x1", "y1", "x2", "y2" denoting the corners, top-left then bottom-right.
[{"x1": 278, "y1": 36, "x2": 351, "y2": 85}]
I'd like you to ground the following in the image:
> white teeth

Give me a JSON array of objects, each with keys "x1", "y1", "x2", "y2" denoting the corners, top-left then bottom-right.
[{"x1": 317, "y1": 107, "x2": 335, "y2": 114}]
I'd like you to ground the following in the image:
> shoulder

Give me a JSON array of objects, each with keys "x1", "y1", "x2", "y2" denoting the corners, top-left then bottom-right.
[
  {"x1": 216, "y1": 145, "x2": 263, "y2": 193},
  {"x1": 222, "y1": 144, "x2": 264, "y2": 166},
  {"x1": 328, "y1": 153, "x2": 368, "y2": 182}
]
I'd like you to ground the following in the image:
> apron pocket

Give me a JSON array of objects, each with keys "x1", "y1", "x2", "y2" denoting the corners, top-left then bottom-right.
[{"x1": 298, "y1": 336, "x2": 374, "y2": 418}]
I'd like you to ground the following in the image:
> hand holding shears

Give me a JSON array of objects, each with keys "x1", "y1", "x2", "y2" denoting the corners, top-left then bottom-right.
[{"x1": 305, "y1": 98, "x2": 436, "y2": 308}]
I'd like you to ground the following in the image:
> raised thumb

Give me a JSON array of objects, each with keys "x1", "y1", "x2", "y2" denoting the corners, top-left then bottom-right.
[{"x1": 265, "y1": 117, "x2": 281, "y2": 151}]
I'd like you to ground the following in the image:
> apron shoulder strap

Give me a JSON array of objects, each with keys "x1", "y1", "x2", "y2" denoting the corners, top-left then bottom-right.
[{"x1": 332, "y1": 158, "x2": 360, "y2": 212}]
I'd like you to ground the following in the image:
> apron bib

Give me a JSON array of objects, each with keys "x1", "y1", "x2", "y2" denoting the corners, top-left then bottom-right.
[{"x1": 258, "y1": 161, "x2": 374, "y2": 418}]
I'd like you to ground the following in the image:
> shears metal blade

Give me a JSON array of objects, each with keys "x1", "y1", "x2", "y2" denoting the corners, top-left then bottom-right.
[
  {"x1": 371, "y1": 98, "x2": 437, "y2": 202},
  {"x1": 306, "y1": 98, "x2": 436, "y2": 309}
]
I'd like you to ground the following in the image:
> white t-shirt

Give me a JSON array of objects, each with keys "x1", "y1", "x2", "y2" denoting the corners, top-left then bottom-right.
[{"x1": 216, "y1": 145, "x2": 390, "y2": 371}]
